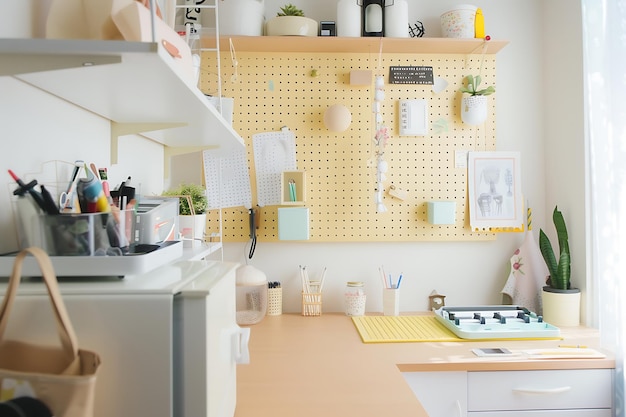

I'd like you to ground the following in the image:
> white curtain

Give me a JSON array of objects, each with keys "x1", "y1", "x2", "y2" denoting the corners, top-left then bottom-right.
[{"x1": 582, "y1": 1, "x2": 626, "y2": 416}]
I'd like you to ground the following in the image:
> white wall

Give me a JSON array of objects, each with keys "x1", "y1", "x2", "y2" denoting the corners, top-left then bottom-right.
[{"x1": 1, "y1": 1, "x2": 588, "y2": 321}]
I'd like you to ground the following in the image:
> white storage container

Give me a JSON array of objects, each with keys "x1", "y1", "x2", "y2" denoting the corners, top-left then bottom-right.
[{"x1": 440, "y1": 4, "x2": 477, "y2": 38}]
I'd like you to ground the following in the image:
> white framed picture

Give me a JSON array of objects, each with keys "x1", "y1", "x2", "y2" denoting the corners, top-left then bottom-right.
[{"x1": 468, "y1": 151, "x2": 523, "y2": 231}]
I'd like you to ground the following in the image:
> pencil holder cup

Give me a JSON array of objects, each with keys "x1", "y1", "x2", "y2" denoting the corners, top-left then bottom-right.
[
  {"x1": 41, "y1": 210, "x2": 134, "y2": 256},
  {"x1": 383, "y1": 288, "x2": 400, "y2": 316},
  {"x1": 267, "y1": 287, "x2": 283, "y2": 316},
  {"x1": 301, "y1": 292, "x2": 322, "y2": 316}
]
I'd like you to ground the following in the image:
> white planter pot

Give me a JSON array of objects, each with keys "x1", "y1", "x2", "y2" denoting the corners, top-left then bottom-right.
[
  {"x1": 217, "y1": 0, "x2": 265, "y2": 36},
  {"x1": 178, "y1": 214, "x2": 207, "y2": 248},
  {"x1": 461, "y1": 95, "x2": 488, "y2": 125},
  {"x1": 542, "y1": 286, "x2": 581, "y2": 327},
  {"x1": 265, "y1": 16, "x2": 318, "y2": 37}
]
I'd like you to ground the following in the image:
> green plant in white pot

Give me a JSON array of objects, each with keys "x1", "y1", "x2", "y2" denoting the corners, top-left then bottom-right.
[
  {"x1": 265, "y1": 3, "x2": 318, "y2": 36},
  {"x1": 163, "y1": 183, "x2": 208, "y2": 247},
  {"x1": 459, "y1": 74, "x2": 495, "y2": 126},
  {"x1": 539, "y1": 206, "x2": 581, "y2": 326}
]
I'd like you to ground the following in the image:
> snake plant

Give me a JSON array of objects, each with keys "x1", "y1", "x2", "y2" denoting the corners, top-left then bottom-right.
[{"x1": 539, "y1": 206, "x2": 571, "y2": 290}]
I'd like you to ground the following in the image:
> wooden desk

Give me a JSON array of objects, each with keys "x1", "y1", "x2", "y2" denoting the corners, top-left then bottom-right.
[{"x1": 234, "y1": 313, "x2": 614, "y2": 417}]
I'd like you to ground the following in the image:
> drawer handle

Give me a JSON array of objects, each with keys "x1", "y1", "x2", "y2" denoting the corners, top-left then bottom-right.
[{"x1": 513, "y1": 386, "x2": 572, "y2": 395}]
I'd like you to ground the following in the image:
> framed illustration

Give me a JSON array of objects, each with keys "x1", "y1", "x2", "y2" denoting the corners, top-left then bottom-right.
[{"x1": 468, "y1": 151, "x2": 523, "y2": 231}]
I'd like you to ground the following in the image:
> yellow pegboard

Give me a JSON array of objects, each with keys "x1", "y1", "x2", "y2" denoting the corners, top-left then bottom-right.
[{"x1": 200, "y1": 50, "x2": 499, "y2": 242}]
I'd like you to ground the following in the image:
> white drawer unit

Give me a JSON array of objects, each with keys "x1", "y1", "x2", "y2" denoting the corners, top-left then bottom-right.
[
  {"x1": 403, "y1": 368, "x2": 613, "y2": 417},
  {"x1": 468, "y1": 369, "x2": 613, "y2": 412}
]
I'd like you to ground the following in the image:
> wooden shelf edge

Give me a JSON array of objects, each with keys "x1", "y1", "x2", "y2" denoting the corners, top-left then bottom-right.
[{"x1": 203, "y1": 36, "x2": 508, "y2": 54}]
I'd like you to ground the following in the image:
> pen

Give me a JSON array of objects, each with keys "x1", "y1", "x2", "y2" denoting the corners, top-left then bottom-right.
[
  {"x1": 40, "y1": 184, "x2": 60, "y2": 215},
  {"x1": 8, "y1": 169, "x2": 48, "y2": 213},
  {"x1": 396, "y1": 274, "x2": 403, "y2": 289}
]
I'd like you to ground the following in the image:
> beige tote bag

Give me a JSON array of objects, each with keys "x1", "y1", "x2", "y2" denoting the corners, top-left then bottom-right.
[{"x1": 0, "y1": 247, "x2": 101, "y2": 417}]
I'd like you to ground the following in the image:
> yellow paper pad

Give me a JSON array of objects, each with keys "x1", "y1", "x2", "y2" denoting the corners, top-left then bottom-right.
[{"x1": 351, "y1": 316, "x2": 461, "y2": 343}]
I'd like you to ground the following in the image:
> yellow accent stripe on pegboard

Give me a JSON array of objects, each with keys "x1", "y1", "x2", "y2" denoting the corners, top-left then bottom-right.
[{"x1": 351, "y1": 315, "x2": 460, "y2": 343}]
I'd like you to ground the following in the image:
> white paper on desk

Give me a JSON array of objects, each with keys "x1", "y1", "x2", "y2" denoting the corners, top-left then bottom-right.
[
  {"x1": 203, "y1": 147, "x2": 252, "y2": 210},
  {"x1": 253, "y1": 129, "x2": 297, "y2": 207}
]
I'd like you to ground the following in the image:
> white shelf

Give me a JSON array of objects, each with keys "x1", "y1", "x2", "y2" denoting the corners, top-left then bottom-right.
[{"x1": 0, "y1": 38, "x2": 244, "y2": 157}]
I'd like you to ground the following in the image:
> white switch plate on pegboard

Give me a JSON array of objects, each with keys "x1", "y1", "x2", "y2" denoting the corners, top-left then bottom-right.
[{"x1": 399, "y1": 99, "x2": 428, "y2": 136}]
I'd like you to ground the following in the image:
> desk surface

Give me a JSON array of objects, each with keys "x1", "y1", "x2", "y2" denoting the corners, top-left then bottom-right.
[{"x1": 234, "y1": 313, "x2": 614, "y2": 417}]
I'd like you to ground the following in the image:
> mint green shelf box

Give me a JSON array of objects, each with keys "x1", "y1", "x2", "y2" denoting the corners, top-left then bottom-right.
[
  {"x1": 427, "y1": 201, "x2": 456, "y2": 225},
  {"x1": 278, "y1": 207, "x2": 310, "y2": 240}
]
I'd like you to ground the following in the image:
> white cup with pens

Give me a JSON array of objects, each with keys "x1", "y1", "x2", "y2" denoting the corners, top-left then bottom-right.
[{"x1": 381, "y1": 268, "x2": 402, "y2": 316}]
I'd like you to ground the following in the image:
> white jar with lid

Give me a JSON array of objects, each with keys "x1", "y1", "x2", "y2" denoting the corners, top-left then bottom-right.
[
  {"x1": 236, "y1": 265, "x2": 268, "y2": 325},
  {"x1": 344, "y1": 281, "x2": 366, "y2": 316}
]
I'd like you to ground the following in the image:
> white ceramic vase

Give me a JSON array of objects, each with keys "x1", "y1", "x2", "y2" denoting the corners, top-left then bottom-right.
[
  {"x1": 217, "y1": 0, "x2": 265, "y2": 36},
  {"x1": 542, "y1": 286, "x2": 581, "y2": 327},
  {"x1": 384, "y1": 0, "x2": 409, "y2": 38},
  {"x1": 178, "y1": 214, "x2": 207, "y2": 247},
  {"x1": 461, "y1": 95, "x2": 488, "y2": 125},
  {"x1": 337, "y1": 0, "x2": 361, "y2": 37}
]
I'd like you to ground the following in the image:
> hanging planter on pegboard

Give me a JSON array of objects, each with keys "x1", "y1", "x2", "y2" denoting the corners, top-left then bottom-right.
[{"x1": 459, "y1": 74, "x2": 495, "y2": 126}]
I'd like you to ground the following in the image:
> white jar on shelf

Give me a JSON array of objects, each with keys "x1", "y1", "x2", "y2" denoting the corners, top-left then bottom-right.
[
  {"x1": 384, "y1": 0, "x2": 409, "y2": 38},
  {"x1": 337, "y1": 0, "x2": 362, "y2": 37}
]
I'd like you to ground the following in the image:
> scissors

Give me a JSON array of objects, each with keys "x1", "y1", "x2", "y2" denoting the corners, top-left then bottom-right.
[{"x1": 59, "y1": 161, "x2": 83, "y2": 212}]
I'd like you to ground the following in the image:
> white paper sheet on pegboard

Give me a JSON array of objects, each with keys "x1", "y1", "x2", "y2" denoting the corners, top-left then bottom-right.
[
  {"x1": 203, "y1": 148, "x2": 252, "y2": 209},
  {"x1": 253, "y1": 129, "x2": 297, "y2": 207}
]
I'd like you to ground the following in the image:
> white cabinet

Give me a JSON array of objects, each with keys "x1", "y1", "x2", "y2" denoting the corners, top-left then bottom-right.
[
  {"x1": 403, "y1": 369, "x2": 613, "y2": 417},
  {"x1": 0, "y1": 38, "x2": 244, "y2": 161},
  {"x1": 403, "y1": 371, "x2": 467, "y2": 417},
  {"x1": 0, "y1": 260, "x2": 245, "y2": 417}
]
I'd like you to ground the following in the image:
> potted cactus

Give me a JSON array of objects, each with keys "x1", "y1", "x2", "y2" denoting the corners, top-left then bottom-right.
[
  {"x1": 459, "y1": 74, "x2": 495, "y2": 125},
  {"x1": 265, "y1": 3, "x2": 318, "y2": 36},
  {"x1": 539, "y1": 206, "x2": 581, "y2": 326}
]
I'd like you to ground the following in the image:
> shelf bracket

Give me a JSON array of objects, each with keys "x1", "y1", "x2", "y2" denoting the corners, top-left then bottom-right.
[{"x1": 110, "y1": 121, "x2": 187, "y2": 164}]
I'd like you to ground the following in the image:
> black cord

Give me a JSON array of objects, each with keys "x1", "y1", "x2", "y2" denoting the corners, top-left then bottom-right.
[{"x1": 248, "y1": 208, "x2": 256, "y2": 259}]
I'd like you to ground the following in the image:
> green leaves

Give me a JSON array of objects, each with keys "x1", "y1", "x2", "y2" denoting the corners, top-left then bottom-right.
[
  {"x1": 459, "y1": 74, "x2": 496, "y2": 96},
  {"x1": 277, "y1": 3, "x2": 304, "y2": 16}
]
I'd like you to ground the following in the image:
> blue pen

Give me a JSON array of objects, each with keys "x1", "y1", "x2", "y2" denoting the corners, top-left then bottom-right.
[{"x1": 397, "y1": 274, "x2": 403, "y2": 288}]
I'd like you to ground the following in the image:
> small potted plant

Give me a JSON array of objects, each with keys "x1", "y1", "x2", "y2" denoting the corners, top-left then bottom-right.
[
  {"x1": 459, "y1": 74, "x2": 495, "y2": 125},
  {"x1": 539, "y1": 206, "x2": 581, "y2": 326},
  {"x1": 163, "y1": 183, "x2": 208, "y2": 247},
  {"x1": 265, "y1": 3, "x2": 318, "y2": 36}
]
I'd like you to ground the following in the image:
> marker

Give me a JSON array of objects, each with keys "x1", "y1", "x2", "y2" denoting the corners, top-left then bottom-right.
[
  {"x1": 8, "y1": 169, "x2": 48, "y2": 213},
  {"x1": 40, "y1": 184, "x2": 60, "y2": 214}
]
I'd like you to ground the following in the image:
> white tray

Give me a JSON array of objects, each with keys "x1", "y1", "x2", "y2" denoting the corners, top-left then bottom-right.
[
  {"x1": 0, "y1": 241, "x2": 183, "y2": 278},
  {"x1": 434, "y1": 305, "x2": 561, "y2": 340}
]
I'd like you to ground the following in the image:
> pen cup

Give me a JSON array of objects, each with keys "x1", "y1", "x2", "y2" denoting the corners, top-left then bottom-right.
[
  {"x1": 40, "y1": 209, "x2": 134, "y2": 256},
  {"x1": 383, "y1": 288, "x2": 400, "y2": 316},
  {"x1": 267, "y1": 287, "x2": 283, "y2": 316}
]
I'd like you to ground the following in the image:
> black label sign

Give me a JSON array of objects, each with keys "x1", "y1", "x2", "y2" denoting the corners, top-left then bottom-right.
[{"x1": 389, "y1": 66, "x2": 434, "y2": 85}]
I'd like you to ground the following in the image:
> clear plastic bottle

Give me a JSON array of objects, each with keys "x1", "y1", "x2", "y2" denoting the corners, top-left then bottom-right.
[{"x1": 345, "y1": 281, "x2": 366, "y2": 316}]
